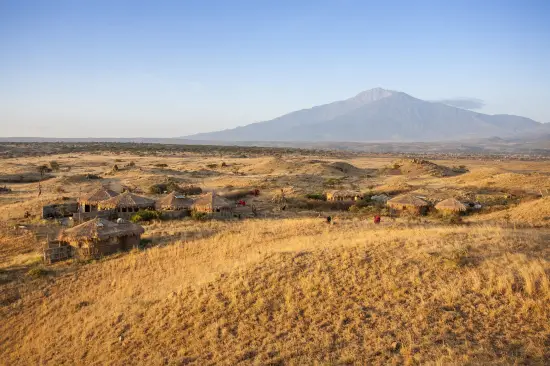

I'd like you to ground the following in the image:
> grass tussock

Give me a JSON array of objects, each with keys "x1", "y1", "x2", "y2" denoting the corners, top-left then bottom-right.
[{"x1": 0, "y1": 219, "x2": 549, "y2": 365}]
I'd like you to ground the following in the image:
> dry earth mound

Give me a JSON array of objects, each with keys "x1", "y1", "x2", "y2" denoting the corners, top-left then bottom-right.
[
  {"x1": 243, "y1": 158, "x2": 366, "y2": 177},
  {"x1": 385, "y1": 159, "x2": 466, "y2": 177},
  {"x1": 479, "y1": 196, "x2": 550, "y2": 227}
]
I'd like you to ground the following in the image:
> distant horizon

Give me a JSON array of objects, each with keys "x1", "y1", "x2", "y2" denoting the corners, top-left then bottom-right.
[
  {"x1": 1, "y1": 1, "x2": 549, "y2": 137},
  {"x1": 1, "y1": 87, "x2": 548, "y2": 139}
]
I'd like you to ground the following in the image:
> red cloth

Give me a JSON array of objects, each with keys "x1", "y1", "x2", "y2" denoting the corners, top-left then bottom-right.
[{"x1": 374, "y1": 216, "x2": 381, "y2": 224}]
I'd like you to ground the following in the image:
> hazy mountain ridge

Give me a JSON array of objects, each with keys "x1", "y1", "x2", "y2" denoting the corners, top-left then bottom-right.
[{"x1": 186, "y1": 88, "x2": 542, "y2": 142}]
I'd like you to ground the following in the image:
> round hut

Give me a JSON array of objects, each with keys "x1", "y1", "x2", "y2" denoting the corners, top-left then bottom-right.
[
  {"x1": 78, "y1": 187, "x2": 119, "y2": 212},
  {"x1": 326, "y1": 190, "x2": 363, "y2": 202},
  {"x1": 155, "y1": 192, "x2": 194, "y2": 218},
  {"x1": 98, "y1": 191, "x2": 155, "y2": 217},
  {"x1": 192, "y1": 192, "x2": 233, "y2": 218},
  {"x1": 387, "y1": 194, "x2": 430, "y2": 215},
  {"x1": 435, "y1": 198, "x2": 467, "y2": 214},
  {"x1": 61, "y1": 218, "x2": 144, "y2": 258}
]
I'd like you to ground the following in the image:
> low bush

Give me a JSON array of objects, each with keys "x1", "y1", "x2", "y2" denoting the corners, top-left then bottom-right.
[
  {"x1": 181, "y1": 185, "x2": 203, "y2": 196},
  {"x1": 85, "y1": 173, "x2": 102, "y2": 180},
  {"x1": 149, "y1": 180, "x2": 182, "y2": 194},
  {"x1": 305, "y1": 193, "x2": 326, "y2": 201},
  {"x1": 154, "y1": 163, "x2": 168, "y2": 168},
  {"x1": 26, "y1": 267, "x2": 49, "y2": 278},
  {"x1": 206, "y1": 163, "x2": 218, "y2": 169},
  {"x1": 191, "y1": 211, "x2": 208, "y2": 221},
  {"x1": 130, "y1": 210, "x2": 163, "y2": 223},
  {"x1": 289, "y1": 198, "x2": 353, "y2": 211},
  {"x1": 49, "y1": 161, "x2": 60, "y2": 172}
]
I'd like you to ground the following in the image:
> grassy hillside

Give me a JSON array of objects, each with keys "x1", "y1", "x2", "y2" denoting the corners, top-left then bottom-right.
[{"x1": 1, "y1": 219, "x2": 549, "y2": 365}]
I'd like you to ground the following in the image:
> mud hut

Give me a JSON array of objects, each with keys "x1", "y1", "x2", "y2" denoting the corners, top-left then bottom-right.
[
  {"x1": 326, "y1": 190, "x2": 363, "y2": 202},
  {"x1": 98, "y1": 191, "x2": 155, "y2": 217},
  {"x1": 155, "y1": 191, "x2": 194, "y2": 218},
  {"x1": 435, "y1": 198, "x2": 467, "y2": 214},
  {"x1": 78, "y1": 187, "x2": 119, "y2": 213},
  {"x1": 192, "y1": 192, "x2": 232, "y2": 218},
  {"x1": 60, "y1": 218, "x2": 144, "y2": 259},
  {"x1": 387, "y1": 194, "x2": 430, "y2": 215}
]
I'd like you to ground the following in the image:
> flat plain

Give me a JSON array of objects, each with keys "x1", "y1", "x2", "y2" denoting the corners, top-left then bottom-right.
[{"x1": 1, "y1": 143, "x2": 549, "y2": 365}]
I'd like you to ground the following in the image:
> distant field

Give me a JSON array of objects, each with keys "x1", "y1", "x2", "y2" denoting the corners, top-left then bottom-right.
[{"x1": 1, "y1": 144, "x2": 549, "y2": 365}]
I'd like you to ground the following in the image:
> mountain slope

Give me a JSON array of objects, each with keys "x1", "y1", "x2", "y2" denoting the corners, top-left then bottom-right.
[{"x1": 186, "y1": 88, "x2": 542, "y2": 142}]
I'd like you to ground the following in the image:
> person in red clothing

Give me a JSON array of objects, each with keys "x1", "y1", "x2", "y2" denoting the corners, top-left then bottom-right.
[{"x1": 374, "y1": 215, "x2": 381, "y2": 224}]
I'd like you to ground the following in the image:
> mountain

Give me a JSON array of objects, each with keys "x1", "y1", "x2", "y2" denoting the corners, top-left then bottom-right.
[{"x1": 185, "y1": 88, "x2": 543, "y2": 142}]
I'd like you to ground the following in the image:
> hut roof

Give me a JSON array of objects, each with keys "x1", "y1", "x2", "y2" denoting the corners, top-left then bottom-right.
[
  {"x1": 387, "y1": 194, "x2": 429, "y2": 207},
  {"x1": 193, "y1": 192, "x2": 231, "y2": 209},
  {"x1": 79, "y1": 187, "x2": 119, "y2": 204},
  {"x1": 327, "y1": 190, "x2": 362, "y2": 198},
  {"x1": 98, "y1": 191, "x2": 155, "y2": 209},
  {"x1": 61, "y1": 218, "x2": 144, "y2": 241},
  {"x1": 155, "y1": 192, "x2": 194, "y2": 210},
  {"x1": 435, "y1": 198, "x2": 467, "y2": 212}
]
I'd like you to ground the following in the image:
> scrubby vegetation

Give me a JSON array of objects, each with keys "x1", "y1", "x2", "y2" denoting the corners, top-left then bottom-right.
[
  {"x1": 304, "y1": 193, "x2": 326, "y2": 201},
  {"x1": 148, "y1": 180, "x2": 182, "y2": 194},
  {"x1": 130, "y1": 210, "x2": 163, "y2": 223}
]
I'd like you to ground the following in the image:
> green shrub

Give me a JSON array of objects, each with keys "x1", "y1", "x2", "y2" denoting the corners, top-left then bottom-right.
[
  {"x1": 26, "y1": 267, "x2": 49, "y2": 278},
  {"x1": 130, "y1": 210, "x2": 163, "y2": 223},
  {"x1": 149, "y1": 180, "x2": 182, "y2": 194},
  {"x1": 36, "y1": 164, "x2": 52, "y2": 177},
  {"x1": 305, "y1": 193, "x2": 326, "y2": 201},
  {"x1": 191, "y1": 211, "x2": 208, "y2": 221},
  {"x1": 181, "y1": 185, "x2": 203, "y2": 195},
  {"x1": 49, "y1": 161, "x2": 60, "y2": 171}
]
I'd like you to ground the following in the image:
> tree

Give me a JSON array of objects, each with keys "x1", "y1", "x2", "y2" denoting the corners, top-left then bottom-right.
[
  {"x1": 49, "y1": 161, "x2": 60, "y2": 172},
  {"x1": 37, "y1": 165, "x2": 50, "y2": 178}
]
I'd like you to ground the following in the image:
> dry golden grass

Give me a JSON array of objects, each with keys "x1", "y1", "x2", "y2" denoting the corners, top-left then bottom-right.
[
  {"x1": 1, "y1": 152, "x2": 550, "y2": 365},
  {"x1": 475, "y1": 196, "x2": 550, "y2": 227},
  {"x1": 1, "y1": 219, "x2": 549, "y2": 365}
]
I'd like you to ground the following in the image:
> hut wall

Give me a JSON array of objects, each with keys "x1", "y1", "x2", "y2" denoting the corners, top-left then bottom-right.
[
  {"x1": 194, "y1": 204, "x2": 212, "y2": 213},
  {"x1": 327, "y1": 194, "x2": 361, "y2": 202},
  {"x1": 42, "y1": 202, "x2": 78, "y2": 219},
  {"x1": 79, "y1": 204, "x2": 98, "y2": 213},
  {"x1": 212, "y1": 207, "x2": 232, "y2": 219},
  {"x1": 73, "y1": 210, "x2": 115, "y2": 222},
  {"x1": 119, "y1": 235, "x2": 141, "y2": 250},
  {"x1": 69, "y1": 235, "x2": 141, "y2": 259},
  {"x1": 387, "y1": 203, "x2": 428, "y2": 216}
]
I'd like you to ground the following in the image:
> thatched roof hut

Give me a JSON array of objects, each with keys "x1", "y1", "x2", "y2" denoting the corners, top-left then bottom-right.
[
  {"x1": 61, "y1": 218, "x2": 144, "y2": 258},
  {"x1": 62, "y1": 218, "x2": 144, "y2": 242},
  {"x1": 326, "y1": 190, "x2": 363, "y2": 201},
  {"x1": 155, "y1": 192, "x2": 194, "y2": 211},
  {"x1": 193, "y1": 192, "x2": 232, "y2": 215},
  {"x1": 98, "y1": 191, "x2": 155, "y2": 211},
  {"x1": 79, "y1": 187, "x2": 119, "y2": 205},
  {"x1": 435, "y1": 198, "x2": 467, "y2": 213},
  {"x1": 387, "y1": 194, "x2": 429, "y2": 212}
]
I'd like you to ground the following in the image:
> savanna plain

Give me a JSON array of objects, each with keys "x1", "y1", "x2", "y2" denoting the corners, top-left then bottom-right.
[{"x1": 1, "y1": 143, "x2": 549, "y2": 365}]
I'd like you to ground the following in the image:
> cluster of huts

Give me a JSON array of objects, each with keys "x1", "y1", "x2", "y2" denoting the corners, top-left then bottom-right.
[
  {"x1": 43, "y1": 187, "x2": 240, "y2": 221},
  {"x1": 43, "y1": 187, "x2": 247, "y2": 262},
  {"x1": 326, "y1": 190, "x2": 474, "y2": 215},
  {"x1": 386, "y1": 195, "x2": 470, "y2": 215}
]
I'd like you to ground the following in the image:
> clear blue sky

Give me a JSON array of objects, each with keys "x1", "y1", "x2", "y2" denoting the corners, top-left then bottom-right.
[{"x1": 1, "y1": 0, "x2": 549, "y2": 137}]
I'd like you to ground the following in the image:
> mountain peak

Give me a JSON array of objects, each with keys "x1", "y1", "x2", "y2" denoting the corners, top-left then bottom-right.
[
  {"x1": 352, "y1": 87, "x2": 395, "y2": 104},
  {"x1": 185, "y1": 88, "x2": 540, "y2": 142}
]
